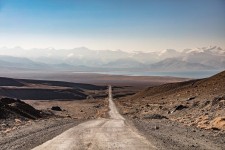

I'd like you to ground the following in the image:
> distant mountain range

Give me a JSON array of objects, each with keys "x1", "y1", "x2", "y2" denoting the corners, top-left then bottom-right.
[{"x1": 0, "y1": 46, "x2": 224, "y2": 72}]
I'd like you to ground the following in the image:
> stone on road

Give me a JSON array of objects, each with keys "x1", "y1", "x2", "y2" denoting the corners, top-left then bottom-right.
[{"x1": 33, "y1": 86, "x2": 155, "y2": 150}]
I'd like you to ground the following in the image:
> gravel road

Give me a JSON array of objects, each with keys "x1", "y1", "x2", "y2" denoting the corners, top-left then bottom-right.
[{"x1": 32, "y1": 86, "x2": 155, "y2": 150}]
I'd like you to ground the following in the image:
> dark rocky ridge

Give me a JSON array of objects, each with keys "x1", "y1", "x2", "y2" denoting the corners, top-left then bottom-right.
[
  {"x1": 0, "y1": 77, "x2": 107, "y2": 100},
  {"x1": 0, "y1": 97, "x2": 41, "y2": 120}
]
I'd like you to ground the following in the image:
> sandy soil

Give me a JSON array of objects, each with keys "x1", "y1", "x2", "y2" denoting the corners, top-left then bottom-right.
[{"x1": 25, "y1": 99, "x2": 109, "y2": 119}]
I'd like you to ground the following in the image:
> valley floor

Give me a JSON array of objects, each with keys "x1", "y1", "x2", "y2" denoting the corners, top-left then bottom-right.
[{"x1": 1, "y1": 72, "x2": 225, "y2": 149}]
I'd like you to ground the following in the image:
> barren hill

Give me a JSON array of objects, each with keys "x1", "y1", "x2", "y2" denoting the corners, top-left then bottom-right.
[{"x1": 116, "y1": 70, "x2": 225, "y2": 131}]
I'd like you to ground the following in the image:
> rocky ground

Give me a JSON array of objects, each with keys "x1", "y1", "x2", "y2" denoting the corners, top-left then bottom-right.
[
  {"x1": 1, "y1": 72, "x2": 224, "y2": 149},
  {"x1": 124, "y1": 117, "x2": 225, "y2": 150},
  {"x1": 0, "y1": 118, "x2": 81, "y2": 150},
  {"x1": 115, "y1": 70, "x2": 225, "y2": 149},
  {"x1": 25, "y1": 99, "x2": 109, "y2": 119},
  {"x1": 116, "y1": 71, "x2": 225, "y2": 131},
  {"x1": 0, "y1": 97, "x2": 109, "y2": 150}
]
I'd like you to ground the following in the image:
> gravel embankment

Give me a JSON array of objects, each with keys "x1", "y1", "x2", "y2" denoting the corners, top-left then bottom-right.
[
  {"x1": 0, "y1": 118, "x2": 83, "y2": 150},
  {"x1": 130, "y1": 118, "x2": 225, "y2": 150}
]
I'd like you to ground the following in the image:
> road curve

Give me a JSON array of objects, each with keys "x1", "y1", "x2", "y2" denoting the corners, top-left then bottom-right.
[{"x1": 33, "y1": 86, "x2": 156, "y2": 150}]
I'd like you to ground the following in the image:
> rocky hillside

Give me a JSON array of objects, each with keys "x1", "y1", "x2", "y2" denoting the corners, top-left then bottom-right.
[
  {"x1": 0, "y1": 97, "x2": 41, "y2": 120},
  {"x1": 116, "y1": 70, "x2": 225, "y2": 131}
]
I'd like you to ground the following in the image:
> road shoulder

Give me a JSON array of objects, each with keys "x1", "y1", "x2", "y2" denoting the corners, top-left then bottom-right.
[{"x1": 0, "y1": 118, "x2": 83, "y2": 150}]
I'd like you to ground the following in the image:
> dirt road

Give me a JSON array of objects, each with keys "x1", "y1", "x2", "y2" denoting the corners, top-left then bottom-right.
[{"x1": 33, "y1": 86, "x2": 155, "y2": 150}]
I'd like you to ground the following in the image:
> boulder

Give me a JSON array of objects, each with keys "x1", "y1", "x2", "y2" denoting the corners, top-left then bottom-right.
[{"x1": 51, "y1": 106, "x2": 62, "y2": 111}]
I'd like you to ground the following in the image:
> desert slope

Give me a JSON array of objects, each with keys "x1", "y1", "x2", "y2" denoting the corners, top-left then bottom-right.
[{"x1": 117, "y1": 70, "x2": 225, "y2": 131}]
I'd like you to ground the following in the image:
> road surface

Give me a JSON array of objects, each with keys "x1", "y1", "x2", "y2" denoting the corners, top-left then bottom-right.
[{"x1": 33, "y1": 86, "x2": 155, "y2": 150}]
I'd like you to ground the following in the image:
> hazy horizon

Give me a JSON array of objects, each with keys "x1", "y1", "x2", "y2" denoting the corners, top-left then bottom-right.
[{"x1": 0, "y1": 45, "x2": 224, "y2": 53}]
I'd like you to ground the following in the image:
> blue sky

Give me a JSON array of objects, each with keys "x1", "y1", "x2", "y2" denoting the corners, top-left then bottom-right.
[{"x1": 0, "y1": 0, "x2": 224, "y2": 51}]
